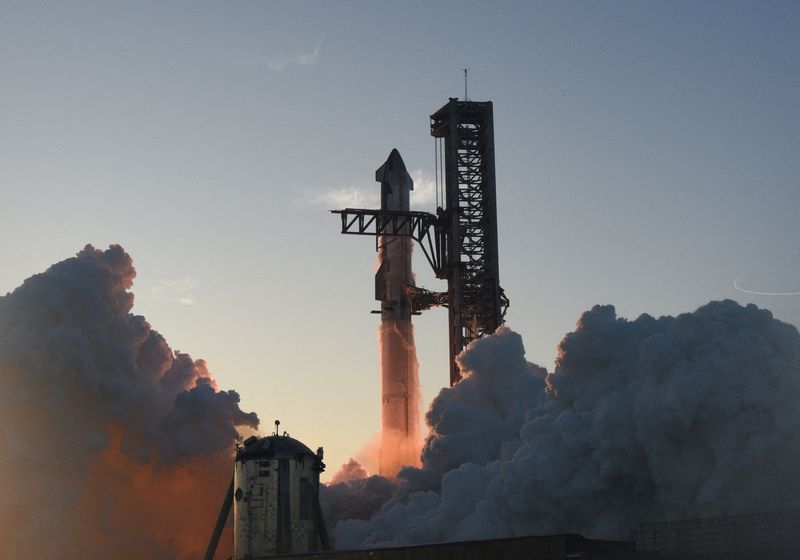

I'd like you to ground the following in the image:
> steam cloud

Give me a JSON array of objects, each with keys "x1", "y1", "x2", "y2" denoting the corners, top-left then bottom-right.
[
  {"x1": 325, "y1": 301, "x2": 800, "y2": 549},
  {"x1": 0, "y1": 245, "x2": 258, "y2": 559},
  {"x1": 6, "y1": 246, "x2": 799, "y2": 555}
]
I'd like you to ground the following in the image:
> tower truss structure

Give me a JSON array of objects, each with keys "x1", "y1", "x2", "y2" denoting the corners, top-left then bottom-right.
[{"x1": 431, "y1": 98, "x2": 507, "y2": 384}]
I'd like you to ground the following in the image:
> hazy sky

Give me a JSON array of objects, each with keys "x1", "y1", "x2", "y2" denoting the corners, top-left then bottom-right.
[{"x1": 1, "y1": 0, "x2": 798, "y2": 478}]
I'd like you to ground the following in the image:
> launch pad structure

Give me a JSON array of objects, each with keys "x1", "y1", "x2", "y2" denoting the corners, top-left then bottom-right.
[{"x1": 333, "y1": 98, "x2": 508, "y2": 385}]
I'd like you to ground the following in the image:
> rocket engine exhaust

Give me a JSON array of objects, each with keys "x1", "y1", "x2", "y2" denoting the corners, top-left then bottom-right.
[{"x1": 375, "y1": 149, "x2": 422, "y2": 476}]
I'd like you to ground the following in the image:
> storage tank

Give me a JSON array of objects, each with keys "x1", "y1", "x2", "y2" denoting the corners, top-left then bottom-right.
[{"x1": 233, "y1": 426, "x2": 328, "y2": 558}]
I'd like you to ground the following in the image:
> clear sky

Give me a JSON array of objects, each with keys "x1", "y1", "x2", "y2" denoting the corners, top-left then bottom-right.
[{"x1": 1, "y1": 0, "x2": 798, "y2": 479}]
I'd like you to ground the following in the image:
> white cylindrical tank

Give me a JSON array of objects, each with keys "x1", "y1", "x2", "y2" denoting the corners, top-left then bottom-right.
[{"x1": 233, "y1": 433, "x2": 327, "y2": 558}]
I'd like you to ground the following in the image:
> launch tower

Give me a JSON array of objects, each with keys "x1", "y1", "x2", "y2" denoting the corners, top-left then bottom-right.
[
  {"x1": 333, "y1": 98, "x2": 508, "y2": 385},
  {"x1": 430, "y1": 98, "x2": 507, "y2": 384}
]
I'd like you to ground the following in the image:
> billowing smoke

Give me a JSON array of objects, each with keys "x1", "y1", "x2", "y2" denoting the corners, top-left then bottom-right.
[
  {"x1": 0, "y1": 245, "x2": 258, "y2": 559},
  {"x1": 325, "y1": 300, "x2": 800, "y2": 549},
  {"x1": 331, "y1": 458, "x2": 370, "y2": 485}
]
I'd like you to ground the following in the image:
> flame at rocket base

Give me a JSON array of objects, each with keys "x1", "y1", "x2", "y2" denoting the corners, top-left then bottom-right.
[{"x1": 375, "y1": 149, "x2": 422, "y2": 477}]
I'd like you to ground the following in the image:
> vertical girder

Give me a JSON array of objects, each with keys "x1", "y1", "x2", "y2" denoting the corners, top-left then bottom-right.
[{"x1": 431, "y1": 99, "x2": 506, "y2": 385}]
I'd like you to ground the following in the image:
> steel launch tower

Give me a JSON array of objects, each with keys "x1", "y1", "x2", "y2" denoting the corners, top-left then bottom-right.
[
  {"x1": 333, "y1": 98, "x2": 507, "y2": 385},
  {"x1": 430, "y1": 99, "x2": 507, "y2": 384}
]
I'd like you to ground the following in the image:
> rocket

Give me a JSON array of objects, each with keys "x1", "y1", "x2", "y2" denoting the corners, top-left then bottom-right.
[{"x1": 374, "y1": 149, "x2": 421, "y2": 476}]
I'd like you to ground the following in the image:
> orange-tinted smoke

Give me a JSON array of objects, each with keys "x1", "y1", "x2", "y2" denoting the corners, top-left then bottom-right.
[
  {"x1": 0, "y1": 245, "x2": 257, "y2": 559},
  {"x1": 76, "y1": 425, "x2": 234, "y2": 560}
]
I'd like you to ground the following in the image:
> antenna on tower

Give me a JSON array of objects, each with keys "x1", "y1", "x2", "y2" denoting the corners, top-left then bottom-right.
[{"x1": 462, "y1": 68, "x2": 469, "y2": 101}]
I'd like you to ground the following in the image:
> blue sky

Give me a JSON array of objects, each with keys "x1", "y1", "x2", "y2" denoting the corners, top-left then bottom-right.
[{"x1": 1, "y1": 0, "x2": 798, "y2": 477}]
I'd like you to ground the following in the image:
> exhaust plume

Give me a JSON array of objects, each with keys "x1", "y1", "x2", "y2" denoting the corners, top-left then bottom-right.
[
  {"x1": 326, "y1": 300, "x2": 800, "y2": 549},
  {"x1": 0, "y1": 245, "x2": 258, "y2": 559}
]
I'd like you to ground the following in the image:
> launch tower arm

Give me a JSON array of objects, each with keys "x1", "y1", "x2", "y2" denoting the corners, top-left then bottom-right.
[
  {"x1": 331, "y1": 208, "x2": 447, "y2": 279},
  {"x1": 407, "y1": 285, "x2": 449, "y2": 313}
]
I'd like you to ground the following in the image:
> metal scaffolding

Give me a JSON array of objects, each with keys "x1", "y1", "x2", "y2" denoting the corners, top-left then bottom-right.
[
  {"x1": 431, "y1": 98, "x2": 507, "y2": 384},
  {"x1": 332, "y1": 208, "x2": 446, "y2": 278}
]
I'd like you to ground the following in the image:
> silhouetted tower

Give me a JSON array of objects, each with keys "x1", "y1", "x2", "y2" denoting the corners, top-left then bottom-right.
[{"x1": 431, "y1": 99, "x2": 505, "y2": 384}]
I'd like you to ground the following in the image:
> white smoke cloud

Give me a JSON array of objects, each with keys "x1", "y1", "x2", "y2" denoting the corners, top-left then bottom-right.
[
  {"x1": 321, "y1": 473, "x2": 396, "y2": 529},
  {"x1": 267, "y1": 45, "x2": 319, "y2": 71},
  {"x1": 409, "y1": 170, "x2": 436, "y2": 210},
  {"x1": 139, "y1": 277, "x2": 198, "y2": 306},
  {"x1": 313, "y1": 184, "x2": 380, "y2": 209},
  {"x1": 0, "y1": 245, "x2": 258, "y2": 559},
  {"x1": 309, "y1": 169, "x2": 438, "y2": 211},
  {"x1": 326, "y1": 301, "x2": 800, "y2": 549}
]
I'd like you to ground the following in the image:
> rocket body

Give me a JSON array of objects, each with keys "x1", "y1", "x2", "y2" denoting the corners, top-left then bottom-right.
[{"x1": 375, "y1": 149, "x2": 421, "y2": 476}]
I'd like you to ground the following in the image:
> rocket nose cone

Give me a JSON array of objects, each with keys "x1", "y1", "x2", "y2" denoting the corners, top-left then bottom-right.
[
  {"x1": 386, "y1": 149, "x2": 409, "y2": 175},
  {"x1": 376, "y1": 149, "x2": 414, "y2": 191}
]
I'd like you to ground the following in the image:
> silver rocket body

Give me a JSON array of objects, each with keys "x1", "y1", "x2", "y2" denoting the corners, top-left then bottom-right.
[{"x1": 374, "y1": 149, "x2": 420, "y2": 476}]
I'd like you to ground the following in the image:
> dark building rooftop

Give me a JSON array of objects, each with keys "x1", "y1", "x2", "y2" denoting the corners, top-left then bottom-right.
[{"x1": 237, "y1": 435, "x2": 317, "y2": 461}]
